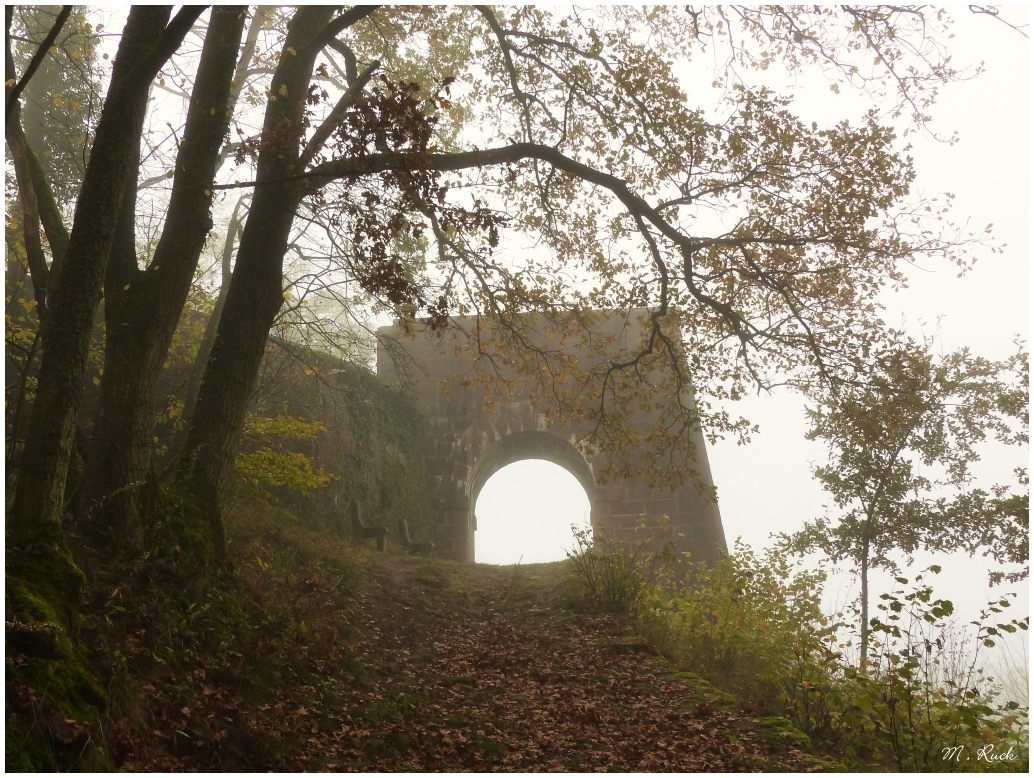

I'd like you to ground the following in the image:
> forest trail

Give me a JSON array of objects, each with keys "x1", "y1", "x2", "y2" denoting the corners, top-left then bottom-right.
[{"x1": 287, "y1": 554, "x2": 821, "y2": 772}]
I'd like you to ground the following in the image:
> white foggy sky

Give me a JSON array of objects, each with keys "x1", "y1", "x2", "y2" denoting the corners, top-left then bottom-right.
[{"x1": 475, "y1": 8, "x2": 1029, "y2": 644}]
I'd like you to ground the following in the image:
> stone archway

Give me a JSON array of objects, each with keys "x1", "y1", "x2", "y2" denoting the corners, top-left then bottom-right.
[
  {"x1": 467, "y1": 429, "x2": 596, "y2": 522},
  {"x1": 467, "y1": 430, "x2": 594, "y2": 561},
  {"x1": 376, "y1": 312, "x2": 727, "y2": 564}
]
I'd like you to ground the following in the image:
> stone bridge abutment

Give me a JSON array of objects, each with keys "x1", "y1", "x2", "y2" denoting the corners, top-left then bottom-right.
[{"x1": 376, "y1": 312, "x2": 727, "y2": 564}]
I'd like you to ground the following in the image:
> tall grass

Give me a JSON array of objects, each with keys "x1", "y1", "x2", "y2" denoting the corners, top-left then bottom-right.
[{"x1": 565, "y1": 519, "x2": 673, "y2": 613}]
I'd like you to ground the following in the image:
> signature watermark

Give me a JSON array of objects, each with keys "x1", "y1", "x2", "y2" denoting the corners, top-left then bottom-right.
[{"x1": 942, "y1": 745, "x2": 1019, "y2": 764}]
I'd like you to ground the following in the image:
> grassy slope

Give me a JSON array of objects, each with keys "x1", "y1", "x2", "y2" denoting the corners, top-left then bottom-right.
[{"x1": 6, "y1": 503, "x2": 834, "y2": 771}]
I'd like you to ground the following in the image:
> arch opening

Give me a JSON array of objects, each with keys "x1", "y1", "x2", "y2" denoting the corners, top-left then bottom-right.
[{"x1": 474, "y1": 459, "x2": 591, "y2": 565}]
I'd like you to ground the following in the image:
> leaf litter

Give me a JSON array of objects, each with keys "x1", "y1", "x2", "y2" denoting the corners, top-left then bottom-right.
[
  {"x1": 291, "y1": 555, "x2": 819, "y2": 772},
  {"x1": 65, "y1": 542, "x2": 823, "y2": 771}
]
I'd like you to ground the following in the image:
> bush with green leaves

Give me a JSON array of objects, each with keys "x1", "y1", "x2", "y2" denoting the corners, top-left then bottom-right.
[
  {"x1": 234, "y1": 415, "x2": 339, "y2": 505},
  {"x1": 821, "y1": 569, "x2": 1029, "y2": 771},
  {"x1": 638, "y1": 541, "x2": 834, "y2": 708},
  {"x1": 634, "y1": 544, "x2": 1029, "y2": 771}
]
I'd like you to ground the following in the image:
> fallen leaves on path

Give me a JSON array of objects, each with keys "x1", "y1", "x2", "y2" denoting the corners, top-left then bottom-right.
[{"x1": 289, "y1": 557, "x2": 817, "y2": 772}]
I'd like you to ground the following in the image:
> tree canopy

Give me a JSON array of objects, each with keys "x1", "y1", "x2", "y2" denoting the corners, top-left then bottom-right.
[{"x1": 781, "y1": 338, "x2": 1028, "y2": 663}]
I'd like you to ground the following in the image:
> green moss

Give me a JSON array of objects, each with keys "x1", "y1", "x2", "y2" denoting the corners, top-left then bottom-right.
[
  {"x1": 6, "y1": 510, "x2": 110, "y2": 770},
  {"x1": 664, "y1": 669, "x2": 739, "y2": 713},
  {"x1": 6, "y1": 623, "x2": 108, "y2": 771},
  {"x1": 145, "y1": 480, "x2": 217, "y2": 566},
  {"x1": 5, "y1": 714, "x2": 56, "y2": 772},
  {"x1": 8, "y1": 653, "x2": 107, "y2": 720},
  {"x1": 758, "y1": 716, "x2": 813, "y2": 753},
  {"x1": 6, "y1": 538, "x2": 86, "y2": 631}
]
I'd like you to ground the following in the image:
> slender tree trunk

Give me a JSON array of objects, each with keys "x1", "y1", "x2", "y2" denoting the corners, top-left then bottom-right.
[
  {"x1": 80, "y1": 6, "x2": 247, "y2": 549},
  {"x1": 174, "y1": 193, "x2": 247, "y2": 453},
  {"x1": 4, "y1": 94, "x2": 50, "y2": 322},
  {"x1": 860, "y1": 536, "x2": 870, "y2": 670},
  {"x1": 25, "y1": 136, "x2": 70, "y2": 274},
  {"x1": 177, "y1": 7, "x2": 337, "y2": 560},
  {"x1": 6, "y1": 6, "x2": 198, "y2": 629},
  {"x1": 172, "y1": 2, "x2": 268, "y2": 448},
  {"x1": 167, "y1": 8, "x2": 268, "y2": 466}
]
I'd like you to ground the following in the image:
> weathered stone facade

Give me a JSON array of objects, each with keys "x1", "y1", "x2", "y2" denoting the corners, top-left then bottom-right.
[{"x1": 376, "y1": 312, "x2": 727, "y2": 564}]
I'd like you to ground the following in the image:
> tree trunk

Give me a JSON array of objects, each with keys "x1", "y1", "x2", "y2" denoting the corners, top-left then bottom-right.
[
  {"x1": 4, "y1": 65, "x2": 50, "y2": 322},
  {"x1": 177, "y1": 7, "x2": 337, "y2": 561},
  {"x1": 6, "y1": 5, "x2": 196, "y2": 629},
  {"x1": 80, "y1": 6, "x2": 247, "y2": 550},
  {"x1": 859, "y1": 537, "x2": 870, "y2": 670},
  {"x1": 173, "y1": 193, "x2": 247, "y2": 459}
]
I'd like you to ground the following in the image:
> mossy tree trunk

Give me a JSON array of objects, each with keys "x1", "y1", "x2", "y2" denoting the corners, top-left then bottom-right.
[
  {"x1": 6, "y1": 5, "x2": 202, "y2": 630},
  {"x1": 80, "y1": 6, "x2": 248, "y2": 551}
]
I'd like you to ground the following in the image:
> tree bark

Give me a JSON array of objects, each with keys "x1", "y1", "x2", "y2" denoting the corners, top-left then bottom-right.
[
  {"x1": 5, "y1": 34, "x2": 51, "y2": 321},
  {"x1": 80, "y1": 6, "x2": 247, "y2": 549},
  {"x1": 5, "y1": 5, "x2": 194, "y2": 629},
  {"x1": 177, "y1": 6, "x2": 342, "y2": 560}
]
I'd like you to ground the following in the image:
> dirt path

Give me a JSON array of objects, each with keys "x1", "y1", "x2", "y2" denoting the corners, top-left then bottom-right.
[{"x1": 289, "y1": 555, "x2": 819, "y2": 772}]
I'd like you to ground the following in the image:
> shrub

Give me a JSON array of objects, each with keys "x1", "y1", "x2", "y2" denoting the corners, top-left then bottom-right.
[
  {"x1": 565, "y1": 518, "x2": 674, "y2": 614},
  {"x1": 634, "y1": 543, "x2": 1030, "y2": 771},
  {"x1": 234, "y1": 415, "x2": 338, "y2": 505},
  {"x1": 816, "y1": 570, "x2": 1030, "y2": 771},
  {"x1": 637, "y1": 541, "x2": 832, "y2": 709}
]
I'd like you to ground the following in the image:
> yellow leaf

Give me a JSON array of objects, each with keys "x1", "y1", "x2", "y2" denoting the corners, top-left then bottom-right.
[
  {"x1": 278, "y1": 84, "x2": 288, "y2": 96},
  {"x1": 54, "y1": 96, "x2": 63, "y2": 106},
  {"x1": 204, "y1": 189, "x2": 211, "y2": 196},
  {"x1": 210, "y1": 107, "x2": 216, "y2": 115},
  {"x1": 287, "y1": 46, "x2": 297, "y2": 56},
  {"x1": 123, "y1": 284, "x2": 130, "y2": 290},
  {"x1": 4, "y1": 78, "x2": 15, "y2": 87}
]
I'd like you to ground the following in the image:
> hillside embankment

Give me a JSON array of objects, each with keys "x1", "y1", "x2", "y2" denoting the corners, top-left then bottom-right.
[{"x1": 6, "y1": 506, "x2": 828, "y2": 771}]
